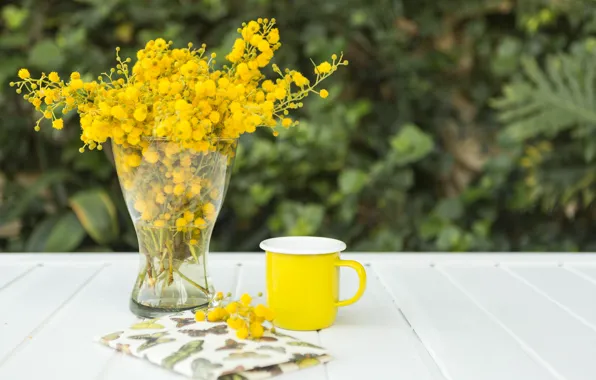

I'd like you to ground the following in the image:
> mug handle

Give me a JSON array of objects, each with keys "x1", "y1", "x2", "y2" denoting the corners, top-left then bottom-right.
[{"x1": 334, "y1": 260, "x2": 367, "y2": 307}]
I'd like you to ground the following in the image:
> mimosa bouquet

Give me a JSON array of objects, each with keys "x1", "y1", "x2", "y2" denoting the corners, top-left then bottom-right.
[{"x1": 12, "y1": 18, "x2": 347, "y2": 317}]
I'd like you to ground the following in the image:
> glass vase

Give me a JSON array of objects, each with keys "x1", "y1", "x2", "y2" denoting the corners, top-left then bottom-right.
[{"x1": 113, "y1": 138, "x2": 238, "y2": 318}]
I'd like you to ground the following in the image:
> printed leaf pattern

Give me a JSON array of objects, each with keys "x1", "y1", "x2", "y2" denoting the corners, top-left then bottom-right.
[
  {"x1": 257, "y1": 345, "x2": 286, "y2": 354},
  {"x1": 245, "y1": 363, "x2": 284, "y2": 377},
  {"x1": 293, "y1": 353, "x2": 323, "y2": 369},
  {"x1": 191, "y1": 358, "x2": 223, "y2": 380},
  {"x1": 129, "y1": 332, "x2": 175, "y2": 352},
  {"x1": 100, "y1": 331, "x2": 123, "y2": 344},
  {"x1": 218, "y1": 374, "x2": 249, "y2": 380},
  {"x1": 115, "y1": 343, "x2": 132, "y2": 354},
  {"x1": 180, "y1": 324, "x2": 228, "y2": 337},
  {"x1": 287, "y1": 341, "x2": 324, "y2": 349},
  {"x1": 225, "y1": 352, "x2": 271, "y2": 361},
  {"x1": 96, "y1": 311, "x2": 331, "y2": 379},
  {"x1": 219, "y1": 365, "x2": 246, "y2": 377},
  {"x1": 162, "y1": 340, "x2": 204, "y2": 369},
  {"x1": 171, "y1": 317, "x2": 196, "y2": 328},
  {"x1": 216, "y1": 339, "x2": 247, "y2": 351},
  {"x1": 272, "y1": 330, "x2": 296, "y2": 340},
  {"x1": 130, "y1": 319, "x2": 165, "y2": 330},
  {"x1": 251, "y1": 336, "x2": 277, "y2": 343}
]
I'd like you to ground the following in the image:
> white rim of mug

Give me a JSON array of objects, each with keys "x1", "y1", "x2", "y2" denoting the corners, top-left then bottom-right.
[{"x1": 259, "y1": 236, "x2": 347, "y2": 255}]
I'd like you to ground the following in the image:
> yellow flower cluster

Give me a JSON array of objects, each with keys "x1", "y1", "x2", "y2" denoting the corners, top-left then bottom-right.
[
  {"x1": 11, "y1": 18, "x2": 347, "y2": 151},
  {"x1": 195, "y1": 291, "x2": 275, "y2": 340},
  {"x1": 519, "y1": 141, "x2": 552, "y2": 189},
  {"x1": 112, "y1": 139, "x2": 233, "y2": 228},
  {"x1": 11, "y1": 19, "x2": 347, "y2": 305}
]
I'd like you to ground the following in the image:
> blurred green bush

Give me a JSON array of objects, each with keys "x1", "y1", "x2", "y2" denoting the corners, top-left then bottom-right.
[{"x1": 1, "y1": 0, "x2": 596, "y2": 252}]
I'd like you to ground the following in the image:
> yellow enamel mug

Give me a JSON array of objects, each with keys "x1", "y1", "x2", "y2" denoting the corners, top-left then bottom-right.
[{"x1": 260, "y1": 236, "x2": 367, "y2": 331}]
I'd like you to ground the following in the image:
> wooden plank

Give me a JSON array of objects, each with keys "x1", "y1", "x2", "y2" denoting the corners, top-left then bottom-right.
[
  {"x1": 0, "y1": 263, "x2": 103, "y2": 363},
  {"x1": 318, "y1": 263, "x2": 444, "y2": 380},
  {"x1": 442, "y1": 265, "x2": 596, "y2": 380},
  {"x1": 507, "y1": 265, "x2": 596, "y2": 327},
  {"x1": 235, "y1": 261, "x2": 328, "y2": 380},
  {"x1": 0, "y1": 262, "x2": 135, "y2": 380},
  {"x1": 95, "y1": 261, "x2": 240, "y2": 380},
  {"x1": 96, "y1": 353, "x2": 183, "y2": 380},
  {"x1": 0, "y1": 264, "x2": 38, "y2": 290},
  {"x1": 569, "y1": 265, "x2": 596, "y2": 284},
  {"x1": 376, "y1": 265, "x2": 558, "y2": 380},
  {"x1": 2, "y1": 254, "x2": 596, "y2": 380}
]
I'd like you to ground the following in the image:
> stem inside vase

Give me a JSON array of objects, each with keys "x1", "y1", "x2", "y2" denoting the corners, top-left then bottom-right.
[{"x1": 130, "y1": 223, "x2": 215, "y2": 317}]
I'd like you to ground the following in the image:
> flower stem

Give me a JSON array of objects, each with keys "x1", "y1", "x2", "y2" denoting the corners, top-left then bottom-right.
[
  {"x1": 145, "y1": 253, "x2": 154, "y2": 287},
  {"x1": 203, "y1": 253, "x2": 208, "y2": 291},
  {"x1": 166, "y1": 239, "x2": 174, "y2": 285},
  {"x1": 168, "y1": 250, "x2": 173, "y2": 285},
  {"x1": 201, "y1": 234, "x2": 209, "y2": 290},
  {"x1": 173, "y1": 267, "x2": 209, "y2": 295}
]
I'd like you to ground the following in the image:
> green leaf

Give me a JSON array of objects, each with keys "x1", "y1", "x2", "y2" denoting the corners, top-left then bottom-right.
[
  {"x1": 26, "y1": 212, "x2": 85, "y2": 252},
  {"x1": 369, "y1": 228, "x2": 404, "y2": 251},
  {"x1": 472, "y1": 220, "x2": 491, "y2": 239},
  {"x1": 434, "y1": 198, "x2": 464, "y2": 221},
  {"x1": 389, "y1": 124, "x2": 434, "y2": 166},
  {"x1": 491, "y1": 37, "x2": 522, "y2": 76},
  {"x1": 494, "y1": 52, "x2": 596, "y2": 142},
  {"x1": 0, "y1": 170, "x2": 69, "y2": 226},
  {"x1": 436, "y1": 226, "x2": 462, "y2": 251},
  {"x1": 249, "y1": 183, "x2": 276, "y2": 205},
  {"x1": 2, "y1": 5, "x2": 28, "y2": 30},
  {"x1": 26, "y1": 216, "x2": 60, "y2": 252},
  {"x1": 56, "y1": 27, "x2": 87, "y2": 49},
  {"x1": 69, "y1": 189, "x2": 119, "y2": 245},
  {"x1": 338, "y1": 169, "x2": 368, "y2": 194},
  {"x1": 419, "y1": 216, "x2": 444, "y2": 239},
  {"x1": 268, "y1": 202, "x2": 325, "y2": 236},
  {"x1": 28, "y1": 39, "x2": 65, "y2": 69},
  {"x1": 584, "y1": 140, "x2": 596, "y2": 162},
  {"x1": 45, "y1": 212, "x2": 86, "y2": 252},
  {"x1": 0, "y1": 33, "x2": 28, "y2": 50},
  {"x1": 350, "y1": 9, "x2": 368, "y2": 26}
]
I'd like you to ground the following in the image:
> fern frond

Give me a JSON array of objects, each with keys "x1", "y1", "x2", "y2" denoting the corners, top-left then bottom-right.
[
  {"x1": 585, "y1": 57, "x2": 595, "y2": 108},
  {"x1": 561, "y1": 55, "x2": 583, "y2": 106},
  {"x1": 492, "y1": 52, "x2": 596, "y2": 142}
]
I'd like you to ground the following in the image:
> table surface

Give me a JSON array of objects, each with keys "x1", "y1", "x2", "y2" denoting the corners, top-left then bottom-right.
[{"x1": 2, "y1": 253, "x2": 596, "y2": 380}]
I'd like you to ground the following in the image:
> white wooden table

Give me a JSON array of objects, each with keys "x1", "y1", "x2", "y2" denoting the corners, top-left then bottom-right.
[{"x1": 2, "y1": 253, "x2": 596, "y2": 380}]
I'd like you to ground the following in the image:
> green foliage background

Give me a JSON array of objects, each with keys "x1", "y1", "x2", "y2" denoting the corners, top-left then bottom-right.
[{"x1": 2, "y1": 0, "x2": 596, "y2": 252}]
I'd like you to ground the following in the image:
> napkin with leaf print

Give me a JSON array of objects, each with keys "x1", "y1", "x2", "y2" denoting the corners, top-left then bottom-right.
[{"x1": 96, "y1": 311, "x2": 331, "y2": 380}]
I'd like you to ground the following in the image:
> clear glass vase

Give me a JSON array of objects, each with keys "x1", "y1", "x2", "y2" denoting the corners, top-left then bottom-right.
[{"x1": 113, "y1": 138, "x2": 238, "y2": 318}]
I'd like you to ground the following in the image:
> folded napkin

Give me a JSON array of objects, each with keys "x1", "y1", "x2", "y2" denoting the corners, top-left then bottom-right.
[{"x1": 96, "y1": 311, "x2": 331, "y2": 379}]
